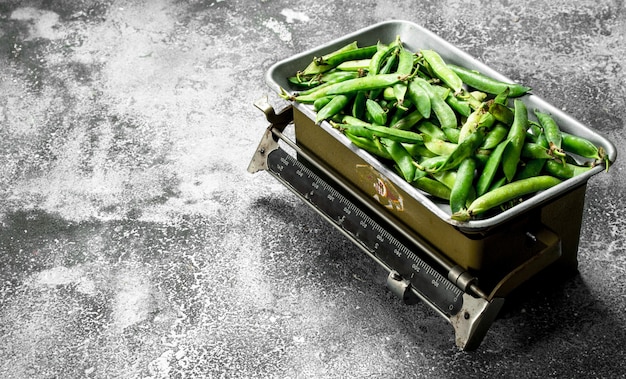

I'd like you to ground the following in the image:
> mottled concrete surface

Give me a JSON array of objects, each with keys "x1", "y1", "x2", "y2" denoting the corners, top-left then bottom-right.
[{"x1": 0, "y1": 0, "x2": 625, "y2": 378}]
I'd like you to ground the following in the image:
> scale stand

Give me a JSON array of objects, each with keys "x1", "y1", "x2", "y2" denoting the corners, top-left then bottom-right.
[{"x1": 249, "y1": 97, "x2": 515, "y2": 351}]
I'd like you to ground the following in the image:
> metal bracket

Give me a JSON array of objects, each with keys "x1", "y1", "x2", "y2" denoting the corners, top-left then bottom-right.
[
  {"x1": 253, "y1": 95, "x2": 293, "y2": 129},
  {"x1": 248, "y1": 96, "x2": 294, "y2": 174},
  {"x1": 386, "y1": 271, "x2": 420, "y2": 305}
]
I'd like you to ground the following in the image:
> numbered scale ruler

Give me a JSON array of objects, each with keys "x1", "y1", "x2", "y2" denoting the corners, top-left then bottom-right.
[
  {"x1": 248, "y1": 108, "x2": 504, "y2": 350},
  {"x1": 271, "y1": 146, "x2": 465, "y2": 314}
]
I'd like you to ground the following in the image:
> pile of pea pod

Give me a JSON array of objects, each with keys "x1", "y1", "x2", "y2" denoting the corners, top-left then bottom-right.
[{"x1": 281, "y1": 36, "x2": 610, "y2": 221}]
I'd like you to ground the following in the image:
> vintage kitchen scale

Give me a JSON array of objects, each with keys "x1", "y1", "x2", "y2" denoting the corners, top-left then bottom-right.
[{"x1": 247, "y1": 20, "x2": 617, "y2": 350}]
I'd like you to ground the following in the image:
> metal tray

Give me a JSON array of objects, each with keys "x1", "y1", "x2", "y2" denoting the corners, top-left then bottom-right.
[{"x1": 265, "y1": 19, "x2": 617, "y2": 233}]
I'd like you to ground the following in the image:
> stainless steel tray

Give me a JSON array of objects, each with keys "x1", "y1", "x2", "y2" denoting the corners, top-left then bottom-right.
[{"x1": 265, "y1": 20, "x2": 617, "y2": 232}]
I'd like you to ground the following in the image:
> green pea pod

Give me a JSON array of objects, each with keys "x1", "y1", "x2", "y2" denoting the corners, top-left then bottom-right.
[
  {"x1": 429, "y1": 128, "x2": 485, "y2": 173},
  {"x1": 381, "y1": 138, "x2": 417, "y2": 182},
  {"x1": 450, "y1": 157, "x2": 477, "y2": 214},
  {"x1": 313, "y1": 96, "x2": 333, "y2": 111},
  {"x1": 289, "y1": 70, "x2": 359, "y2": 89},
  {"x1": 457, "y1": 89, "x2": 485, "y2": 111},
  {"x1": 315, "y1": 45, "x2": 378, "y2": 72},
  {"x1": 344, "y1": 132, "x2": 392, "y2": 160},
  {"x1": 431, "y1": 84, "x2": 471, "y2": 117},
  {"x1": 383, "y1": 86, "x2": 396, "y2": 101},
  {"x1": 543, "y1": 159, "x2": 593, "y2": 179},
  {"x1": 561, "y1": 132, "x2": 609, "y2": 169},
  {"x1": 501, "y1": 99, "x2": 528, "y2": 182},
  {"x1": 423, "y1": 134, "x2": 458, "y2": 157},
  {"x1": 514, "y1": 158, "x2": 546, "y2": 181},
  {"x1": 535, "y1": 133, "x2": 549, "y2": 149},
  {"x1": 413, "y1": 77, "x2": 457, "y2": 130},
  {"x1": 336, "y1": 59, "x2": 371, "y2": 71},
  {"x1": 420, "y1": 49, "x2": 463, "y2": 92},
  {"x1": 339, "y1": 115, "x2": 371, "y2": 127},
  {"x1": 481, "y1": 123, "x2": 508, "y2": 150},
  {"x1": 315, "y1": 94, "x2": 351, "y2": 123},
  {"x1": 417, "y1": 121, "x2": 447, "y2": 141},
  {"x1": 431, "y1": 170, "x2": 457, "y2": 190},
  {"x1": 452, "y1": 175, "x2": 561, "y2": 221},
  {"x1": 446, "y1": 93, "x2": 472, "y2": 118},
  {"x1": 352, "y1": 91, "x2": 367, "y2": 119},
  {"x1": 534, "y1": 110, "x2": 562, "y2": 149},
  {"x1": 389, "y1": 99, "x2": 412, "y2": 126},
  {"x1": 412, "y1": 176, "x2": 451, "y2": 200},
  {"x1": 301, "y1": 41, "x2": 359, "y2": 76},
  {"x1": 296, "y1": 71, "x2": 363, "y2": 96},
  {"x1": 430, "y1": 84, "x2": 451, "y2": 100},
  {"x1": 365, "y1": 99, "x2": 388, "y2": 125},
  {"x1": 488, "y1": 102, "x2": 515, "y2": 126},
  {"x1": 521, "y1": 142, "x2": 553, "y2": 160},
  {"x1": 447, "y1": 64, "x2": 531, "y2": 97},
  {"x1": 459, "y1": 107, "x2": 485, "y2": 143},
  {"x1": 364, "y1": 123, "x2": 423, "y2": 144},
  {"x1": 493, "y1": 87, "x2": 511, "y2": 105},
  {"x1": 527, "y1": 120, "x2": 543, "y2": 141},
  {"x1": 402, "y1": 142, "x2": 437, "y2": 158},
  {"x1": 393, "y1": 48, "x2": 415, "y2": 105},
  {"x1": 368, "y1": 37, "x2": 401, "y2": 75},
  {"x1": 474, "y1": 150, "x2": 490, "y2": 168},
  {"x1": 337, "y1": 123, "x2": 377, "y2": 140},
  {"x1": 417, "y1": 155, "x2": 448, "y2": 172},
  {"x1": 442, "y1": 127, "x2": 460, "y2": 144},
  {"x1": 488, "y1": 176, "x2": 507, "y2": 193},
  {"x1": 370, "y1": 48, "x2": 399, "y2": 99},
  {"x1": 407, "y1": 78, "x2": 432, "y2": 119},
  {"x1": 390, "y1": 109, "x2": 423, "y2": 131},
  {"x1": 475, "y1": 139, "x2": 509, "y2": 197},
  {"x1": 288, "y1": 74, "x2": 406, "y2": 103}
]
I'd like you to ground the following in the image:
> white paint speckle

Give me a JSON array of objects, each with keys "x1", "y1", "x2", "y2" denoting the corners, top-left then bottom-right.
[
  {"x1": 280, "y1": 8, "x2": 310, "y2": 23},
  {"x1": 263, "y1": 18, "x2": 292, "y2": 42},
  {"x1": 10, "y1": 7, "x2": 63, "y2": 41},
  {"x1": 35, "y1": 266, "x2": 96, "y2": 295}
]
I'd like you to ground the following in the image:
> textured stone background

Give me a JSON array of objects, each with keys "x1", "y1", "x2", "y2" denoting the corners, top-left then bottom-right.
[{"x1": 0, "y1": 0, "x2": 624, "y2": 378}]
